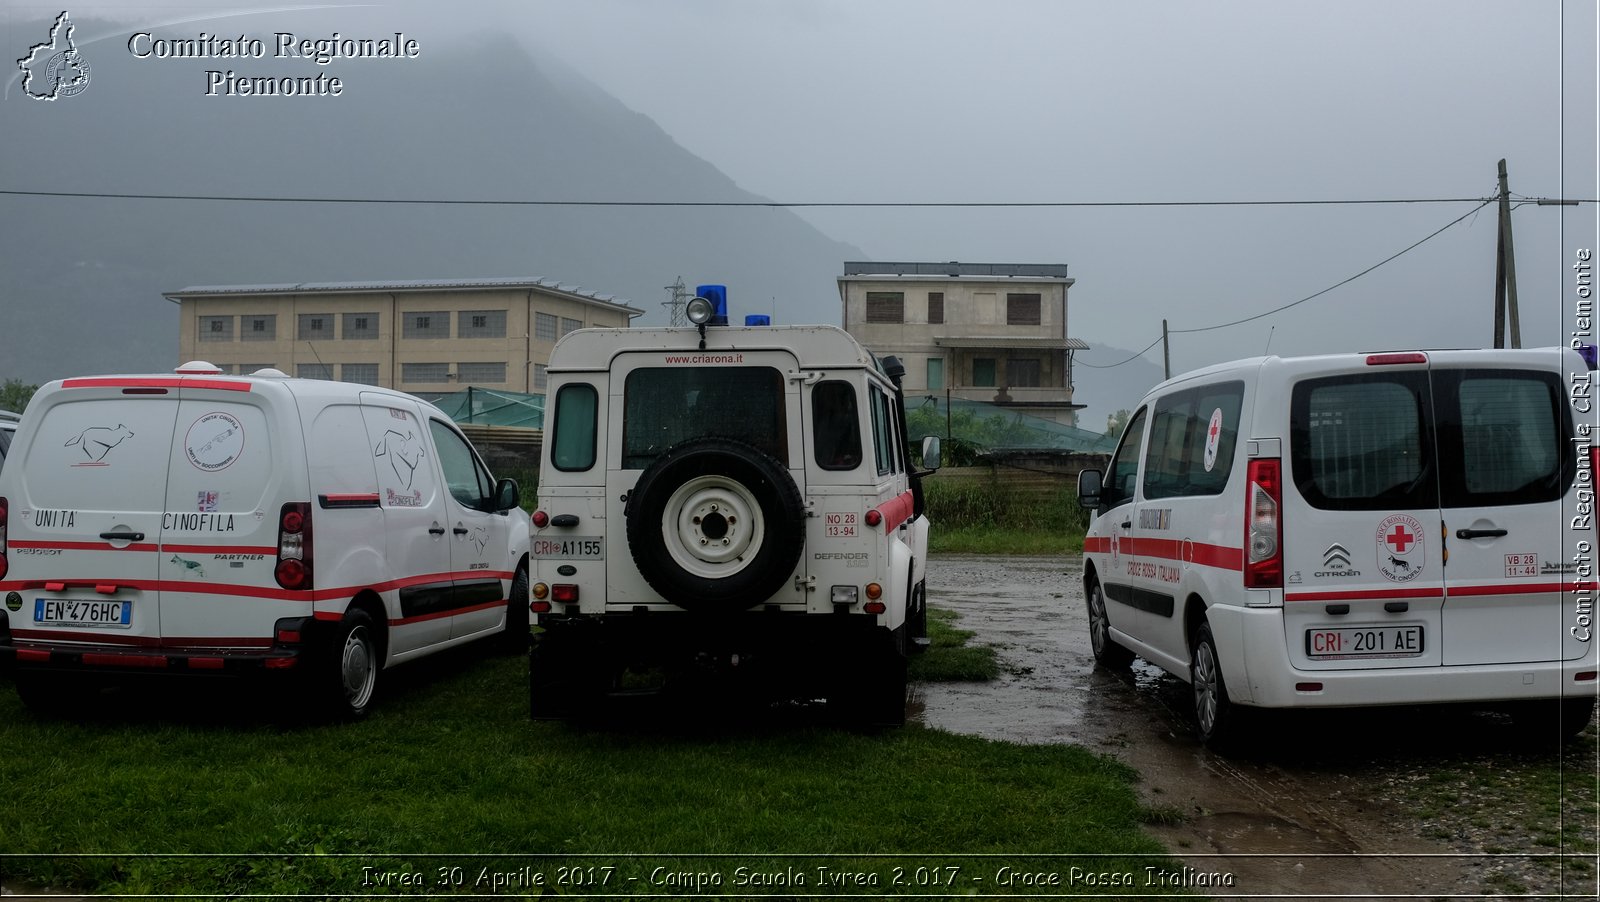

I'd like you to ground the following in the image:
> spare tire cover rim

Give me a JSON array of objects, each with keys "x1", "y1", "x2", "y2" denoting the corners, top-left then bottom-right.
[{"x1": 661, "y1": 474, "x2": 766, "y2": 578}]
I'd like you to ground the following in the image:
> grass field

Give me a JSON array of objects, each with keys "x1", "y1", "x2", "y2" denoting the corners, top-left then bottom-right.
[
  {"x1": 0, "y1": 627, "x2": 1182, "y2": 897},
  {"x1": 923, "y1": 477, "x2": 1086, "y2": 555}
]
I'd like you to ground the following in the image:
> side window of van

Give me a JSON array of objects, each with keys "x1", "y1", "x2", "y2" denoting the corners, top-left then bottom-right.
[
  {"x1": 551, "y1": 383, "x2": 598, "y2": 472},
  {"x1": 1104, "y1": 407, "x2": 1148, "y2": 507},
  {"x1": 1435, "y1": 369, "x2": 1572, "y2": 506},
  {"x1": 429, "y1": 420, "x2": 494, "y2": 510},
  {"x1": 813, "y1": 381, "x2": 862, "y2": 470},
  {"x1": 1144, "y1": 382, "x2": 1243, "y2": 500},
  {"x1": 868, "y1": 386, "x2": 897, "y2": 476},
  {"x1": 1291, "y1": 373, "x2": 1436, "y2": 511}
]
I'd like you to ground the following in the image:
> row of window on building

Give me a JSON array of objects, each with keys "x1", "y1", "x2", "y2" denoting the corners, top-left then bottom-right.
[
  {"x1": 199, "y1": 310, "x2": 586, "y2": 342},
  {"x1": 864, "y1": 291, "x2": 1042, "y2": 325},
  {"x1": 922, "y1": 356, "x2": 1042, "y2": 391},
  {"x1": 211, "y1": 361, "x2": 547, "y2": 387}
]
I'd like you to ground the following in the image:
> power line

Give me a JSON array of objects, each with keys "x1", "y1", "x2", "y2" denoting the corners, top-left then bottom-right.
[
  {"x1": 0, "y1": 189, "x2": 1519, "y2": 208},
  {"x1": 1075, "y1": 197, "x2": 1498, "y2": 369}
]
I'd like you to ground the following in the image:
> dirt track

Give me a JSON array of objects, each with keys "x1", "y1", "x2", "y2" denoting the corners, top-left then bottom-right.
[{"x1": 912, "y1": 554, "x2": 1597, "y2": 900}]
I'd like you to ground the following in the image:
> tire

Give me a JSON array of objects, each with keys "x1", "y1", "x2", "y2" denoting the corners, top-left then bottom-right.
[
  {"x1": 625, "y1": 437, "x2": 806, "y2": 611},
  {"x1": 1509, "y1": 696, "x2": 1596, "y2": 744},
  {"x1": 14, "y1": 672, "x2": 84, "y2": 715},
  {"x1": 1086, "y1": 580, "x2": 1134, "y2": 669},
  {"x1": 529, "y1": 631, "x2": 605, "y2": 720},
  {"x1": 1190, "y1": 620, "x2": 1239, "y2": 746},
  {"x1": 908, "y1": 576, "x2": 930, "y2": 654},
  {"x1": 323, "y1": 608, "x2": 379, "y2": 720},
  {"x1": 834, "y1": 631, "x2": 908, "y2": 728},
  {"x1": 497, "y1": 567, "x2": 530, "y2": 655}
]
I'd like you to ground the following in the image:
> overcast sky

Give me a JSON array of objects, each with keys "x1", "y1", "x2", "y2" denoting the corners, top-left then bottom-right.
[{"x1": 8, "y1": 0, "x2": 1597, "y2": 379}]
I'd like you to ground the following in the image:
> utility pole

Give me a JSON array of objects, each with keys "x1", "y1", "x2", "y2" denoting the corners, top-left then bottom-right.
[
  {"x1": 1493, "y1": 159, "x2": 1522, "y2": 348},
  {"x1": 1161, "y1": 319, "x2": 1171, "y2": 379},
  {"x1": 662, "y1": 277, "x2": 689, "y2": 327}
]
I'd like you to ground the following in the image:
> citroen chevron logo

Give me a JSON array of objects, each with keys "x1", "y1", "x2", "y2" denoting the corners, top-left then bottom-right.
[{"x1": 1323, "y1": 543, "x2": 1352, "y2": 569}]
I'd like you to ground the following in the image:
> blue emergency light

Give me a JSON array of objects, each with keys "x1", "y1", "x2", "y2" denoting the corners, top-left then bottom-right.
[
  {"x1": 745, "y1": 315, "x2": 771, "y2": 326},
  {"x1": 695, "y1": 284, "x2": 729, "y2": 327}
]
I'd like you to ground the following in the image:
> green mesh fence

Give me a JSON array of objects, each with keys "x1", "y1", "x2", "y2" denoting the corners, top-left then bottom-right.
[
  {"x1": 415, "y1": 387, "x2": 545, "y2": 429},
  {"x1": 905, "y1": 395, "x2": 1116, "y2": 458}
]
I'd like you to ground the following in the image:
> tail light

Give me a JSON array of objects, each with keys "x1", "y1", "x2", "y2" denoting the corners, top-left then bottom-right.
[
  {"x1": 0, "y1": 497, "x2": 8, "y2": 581},
  {"x1": 1244, "y1": 459, "x2": 1282, "y2": 588},
  {"x1": 273, "y1": 502, "x2": 313, "y2": 590}
]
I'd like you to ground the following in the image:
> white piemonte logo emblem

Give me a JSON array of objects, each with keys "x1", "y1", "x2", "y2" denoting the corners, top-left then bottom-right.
[{"x1": 17, "y1": 11, "x2": 91, "y2": 101}]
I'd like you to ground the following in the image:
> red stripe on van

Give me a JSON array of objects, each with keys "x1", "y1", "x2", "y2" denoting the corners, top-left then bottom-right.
[
  {"x1": 1287, "y1": 587, "x2": 1446, "y2": 602},
  {"x1": 61, "y1": 377, "x2": 253, "y2": 392},
  {"x1": 12, "y1": 541, "x2": 279, "y2": 556},
  {"x1": 1444, "y1": 581, "x2": 1599, "y2": 597},
  {"x1": 162, "y1": 544, "x2": 278, "y2": 555},
  {"x1": 1083, "y1": 536, "x2": 1111, "y2": 554},
  {"x1": 10, "y1": 541, "x2": 162, "y2": 553},
  {"x1": 1090, "y1": 537, "x2": 1243, "y2": 571}
]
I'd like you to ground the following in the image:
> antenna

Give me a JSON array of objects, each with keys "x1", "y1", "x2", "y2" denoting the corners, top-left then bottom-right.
[{"x1": 1264, "y1": 326, "x2": 1276, "y2": 355}]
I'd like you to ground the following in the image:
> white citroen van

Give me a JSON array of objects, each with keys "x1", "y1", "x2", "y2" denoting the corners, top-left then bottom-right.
[
  {"x1": 0, "y1": 363, "x2": 530, "y2": 718},
  {"x1": 1078, "y1": 347, "x2": 1598, "y2": 744}
]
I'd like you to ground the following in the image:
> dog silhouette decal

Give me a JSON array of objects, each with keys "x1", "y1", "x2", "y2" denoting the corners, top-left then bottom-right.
[{"x1": 65, "y1": 424, "x2": 134, "y2": 462}]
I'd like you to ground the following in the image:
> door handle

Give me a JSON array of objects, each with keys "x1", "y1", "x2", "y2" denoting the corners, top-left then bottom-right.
[
  {"x1": 1120, "y1": 521, "x2": 1132, "y2": 530},
  {"x1": 99, "y1": 530, "x2": 145, "y2": 542},
  {"x1": 1455, "y1": 528, "x2": 1508, "y2": 539},
  {"x1": 428, "y1": 525, "x2": 446, "y2": 536},
  {"x1": 453, "y1": 526, "x2": 470, "y2": 536}
]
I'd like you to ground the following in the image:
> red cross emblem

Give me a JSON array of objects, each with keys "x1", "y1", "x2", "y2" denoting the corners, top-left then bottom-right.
[
  {"x1": 1386, "y1": 524, "x2": 1415, "y2": 554},
  {"x1": 1208, "y1": 420, "x2": 1220, "y2": 441}
]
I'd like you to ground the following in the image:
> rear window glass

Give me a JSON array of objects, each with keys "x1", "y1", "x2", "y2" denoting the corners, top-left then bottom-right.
[
  {"x1": 1435, "y1": 369, "x2": 1573, "y2": 507},
  {"x1": 1291, "y1": 373, "x2": 1436, "y2": 511},
  {"x1": 622, "y1": 367, "x2": 786, "y2": 469}
]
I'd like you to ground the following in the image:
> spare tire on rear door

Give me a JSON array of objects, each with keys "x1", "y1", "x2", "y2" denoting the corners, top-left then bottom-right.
[{"x1": 625, "y1": 437, "x2": 806, "y2": 612}]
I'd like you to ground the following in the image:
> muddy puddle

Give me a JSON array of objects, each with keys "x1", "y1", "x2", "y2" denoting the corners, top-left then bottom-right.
[{"x1": 910, "y1": 554, "x2": 1576, "y2": 900}]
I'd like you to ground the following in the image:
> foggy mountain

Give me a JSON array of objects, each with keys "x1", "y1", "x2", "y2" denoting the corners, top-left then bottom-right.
[{"x1": 0, "y1": 18, "x2": 862, "y2": 384}]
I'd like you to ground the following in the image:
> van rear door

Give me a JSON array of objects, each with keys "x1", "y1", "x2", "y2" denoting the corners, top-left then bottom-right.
[
  {"x1": 156, "y1": 386, "x2": 286, "y2": 646},
  {"x1": 10, "y1": 379, "x2": 180, "y2": 646},
  {"x1": 1280, "y1": 357, "x2": 1446, "y2": 671},
  {"x1": 1430, "y1": 351, "x2": 1589, "y2": 665}
]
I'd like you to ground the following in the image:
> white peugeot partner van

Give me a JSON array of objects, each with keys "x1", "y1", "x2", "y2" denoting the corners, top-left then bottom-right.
[
  {"x1": 1079, "y1": 347, "x2": 1598, "y2": 744},
  {"x1": 0, "y1": 363, "x2": 530, "y2": 718},
  {"x1": 528, "y1": 288, "x2": 938, "y2": 725}
]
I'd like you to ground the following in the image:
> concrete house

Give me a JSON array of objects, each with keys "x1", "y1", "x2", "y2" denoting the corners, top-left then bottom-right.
[
  {"x1": 167, "y1": 278, "x2": 641, "y2": 395},
  {"x1": 838, "y1": 262, "x2": 1086, "y2": 425}
]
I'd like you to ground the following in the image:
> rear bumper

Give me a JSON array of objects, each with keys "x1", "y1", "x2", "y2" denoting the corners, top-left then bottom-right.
[
  {"x1": 0, "y1": 611, "x2": 306, "y2": 676},
  {"x1": 1217, "y1": 604, "x2": 1600, "y2": 707}
]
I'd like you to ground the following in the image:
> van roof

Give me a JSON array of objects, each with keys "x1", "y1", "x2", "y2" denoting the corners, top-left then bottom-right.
[
  {"x1": 1151, "y1": 346, "x2": 1584, "y2": 395},
  {"x1": 547, "y1": 324, "x2": 877, "y2": 372}
]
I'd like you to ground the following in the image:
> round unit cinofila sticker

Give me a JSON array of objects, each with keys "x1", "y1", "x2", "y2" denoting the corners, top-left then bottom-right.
[
  {"x1": 184, "y1": 411, "x2": 245, "y2": 472},
  {"x1": 1376, "y1": 513, "x2": 1426, "y2": 582}
]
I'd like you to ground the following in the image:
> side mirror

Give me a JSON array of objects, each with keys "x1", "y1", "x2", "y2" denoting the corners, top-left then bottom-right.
[
  {"x1": 494, "y1": 477, "x2": 521, "y2": 513},
  {"x1": 920, "y1": 435, "x2": 942, "y2": 472},
  {"x1": 1076, "y1": 468, "x2": 1103, "y2": 510}
]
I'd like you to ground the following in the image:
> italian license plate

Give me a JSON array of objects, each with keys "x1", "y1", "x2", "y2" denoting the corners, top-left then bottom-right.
[
  {"x1": 1306, "y1": 625, "x2": 1423, "y2": 660},
  {"x1": 532, "y1": 536, "x2": 604, "y2": 560},
  {"x1": 34, "y1": 598, "x2": 133, "y2": 629}
]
